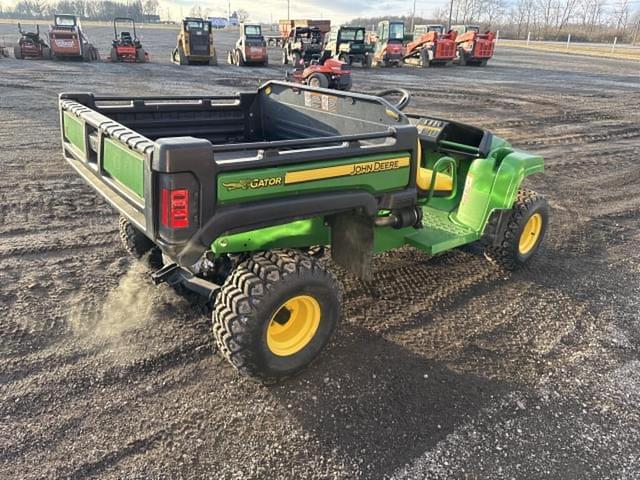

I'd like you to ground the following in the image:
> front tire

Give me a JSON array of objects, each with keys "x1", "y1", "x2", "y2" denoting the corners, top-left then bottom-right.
[
  {"x1": 213, "y1": 250, "x2": 341, "y2": 382},
  {"x1": 484, "y1": 189, "x2": 549, "y2": 271}
]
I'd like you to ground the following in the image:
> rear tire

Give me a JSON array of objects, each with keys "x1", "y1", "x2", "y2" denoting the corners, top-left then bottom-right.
[
  {"x1": 110, "y1": 47, "x2": 118, "y2": 62},
  {"x1": 236, "y1": 49, "x2": 245, "y2": 66},
  {"x1": 14, "y1": 45, "x2": 23, "y2": 59},
  {"x1": 484, "y1": 189, "x2": 549, "y2": 271},
  {"x1": 118, "y1": 216, "x2": 161, "y2": 268},
  {"x1": 341, "y1": 74, "x2": 353, "y2": 91},
  {"x1": 212, "y1": 250, "x2": 341, "y2": 382},
  {"x1": 42, "y1": 46, "x2": 51, "y2": 59},
  {"x1": 136, "y1": 47, "x2": 146, "y2": 63},
  {"x1": 307, "y1": 72, "x2": 329, "y2": 89}
]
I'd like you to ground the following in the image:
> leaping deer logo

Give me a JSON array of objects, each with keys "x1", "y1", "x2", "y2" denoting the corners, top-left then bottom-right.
[{"x1": 222, "y1": 179, "x2": 251, "y2": 191}]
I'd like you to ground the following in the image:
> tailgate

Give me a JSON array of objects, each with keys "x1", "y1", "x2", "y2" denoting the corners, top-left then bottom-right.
[{"x1": 59, "y1": 95, "x2": 154, "y2": 233}]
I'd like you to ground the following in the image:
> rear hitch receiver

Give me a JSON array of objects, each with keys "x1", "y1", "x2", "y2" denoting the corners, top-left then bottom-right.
[
  {"x1": 151, "y1": 263, "x2": 221, "y2": 301},
  {"x1": 151, "y1": 262, "x2": 181, "y2": 285}
]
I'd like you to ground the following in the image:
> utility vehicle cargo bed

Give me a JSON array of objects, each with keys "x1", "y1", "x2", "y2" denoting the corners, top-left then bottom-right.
[{"x1": 59, "y1": 82, "x2": 421, "y2": 266}]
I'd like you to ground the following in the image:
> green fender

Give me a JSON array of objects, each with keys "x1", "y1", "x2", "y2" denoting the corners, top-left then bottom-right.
[{"x1": 454, "y1": 147, "x2": 544, "y2": 232}]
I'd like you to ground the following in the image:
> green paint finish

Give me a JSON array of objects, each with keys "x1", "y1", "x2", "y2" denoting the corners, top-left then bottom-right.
[
  {"x1": 103, "y1": 138, "x2": 145, "y2": 198},
  {"x1": 63, "y1": 111, "x2": 85, "y2": 155},
  {"x1": 212, "y1": 217, "x2": 330, "y2": 254},
  {"x1": 216, "y1": 152, "x2": 411, "y2": 204},
  {"x1": 454, "y1": 147, "x2": 544, "y2": 232},
  {"x1": 208, "y1": 136, "x2": 543, "y2": 257}
]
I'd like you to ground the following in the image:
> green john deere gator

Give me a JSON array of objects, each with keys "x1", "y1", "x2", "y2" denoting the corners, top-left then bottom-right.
[{"x1": 58, "y1": 82, "x2": 548, "y2": 382}]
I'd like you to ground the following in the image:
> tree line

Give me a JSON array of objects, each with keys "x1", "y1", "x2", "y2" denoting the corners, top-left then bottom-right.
[
  {"x1": 0, "y1": 0, "x2": 161, "y2": 22},
  {"x1": 348, "y1": 0, "x2": 640, "y2": 43}
]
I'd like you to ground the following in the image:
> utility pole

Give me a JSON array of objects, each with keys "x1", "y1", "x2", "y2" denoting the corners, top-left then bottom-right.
[
  {"x1": 410, "y1": 0, "x2": 417, "y2": 32},
  {"x1": 287, "y1": 0, "x2": 290, "y2": 21},
  {"x1": 447, "y1": 0, "x2": 454, "y2": 30}
]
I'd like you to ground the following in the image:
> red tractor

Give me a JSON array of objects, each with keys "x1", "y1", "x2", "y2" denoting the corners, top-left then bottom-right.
[
  {"x1": 404, "y1": 24, "x2": 456, "y2": 67},
  {"x1": 286, "y1": 52, "x2": 352, "y2": 90},
  {"x1": 109, "y1": 17, "x2": 148, "y2": 63},
  {"x1": 14, "y1": 23, "x2": 51, "y2": 60},
  {"x1": 452, "y1": 25, "x2": 495, "y2": 66},
  {"x1": 48, "y1": 14, "x2": 99, "y2": 61}
]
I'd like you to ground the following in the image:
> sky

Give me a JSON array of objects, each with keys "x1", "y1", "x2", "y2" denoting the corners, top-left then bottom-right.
[
  {"x1": 156, "y1": 0, "x2": 450, "y2": 24},
  {"x1": 0, "y1": 0, "x2": 452, "y2": 24}
]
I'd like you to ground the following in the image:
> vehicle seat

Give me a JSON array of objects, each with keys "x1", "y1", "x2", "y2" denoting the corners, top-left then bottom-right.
[
  {"x1": 120, "y1": 32, "x2": 132, "y2": 43},
  {"x1": 417, "y1": 167, "x2": 454, "y2": 192},
  {"x1": 318, "y1": 50, "x2": 332, "y2": 65}
]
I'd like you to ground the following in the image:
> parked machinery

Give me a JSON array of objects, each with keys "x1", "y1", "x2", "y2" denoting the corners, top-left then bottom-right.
[
  {"x1": 323, "y1": 26, "x2": 373, "y2": 68},
  {"x1": 110, "y1": 17, "x2": 148, "y2": 63},
  {"x1": 372, "y1": 20, "x2": 405, "y2": 67},
  {"x1": 48, "y1": 14, "x2": 99, "y2": 61},
  {"x1": 286, "y1": 51, "x2": 352, "y2": 90},
  {"x1": 403, "y1": 24, "x2": 456, "y2": 67},
  {"x1": 282, "y1": 26, "x2": 324, "y2": 66},
  {"x1": 452, "y1": 25, "x2": 495, "y2": 66},
  {"x1": 227, "y1": 23, "x2": 268, "y2": 66},
  {"x1": 14, "y1": 23, "x2": 51, "y2": 60},
  {"x1": 172, "y1": 17, "x2": 218, "y2": 65}
]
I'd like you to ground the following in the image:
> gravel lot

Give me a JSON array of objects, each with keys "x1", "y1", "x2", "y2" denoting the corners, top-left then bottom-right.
[{"x1": 1, "y1": 25, "x2": 639, "y2": 479}]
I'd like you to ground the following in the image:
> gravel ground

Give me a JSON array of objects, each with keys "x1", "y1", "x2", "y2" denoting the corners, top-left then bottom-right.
[{"x1": 1, "y1": 25, "x2": 639, "y2": 479}]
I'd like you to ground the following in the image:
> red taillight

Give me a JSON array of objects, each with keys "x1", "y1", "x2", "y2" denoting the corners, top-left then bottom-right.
[{"x1": 161, "y1": 188, "x2": 189, "y2": 229}]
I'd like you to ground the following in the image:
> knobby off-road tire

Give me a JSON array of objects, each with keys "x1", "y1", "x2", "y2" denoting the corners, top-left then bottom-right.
[
  {"x1": 118, "y1": 215, "x2": 161, "y2": 267},
  {"x1": 484, "y1": 189, "x2": 549, "y2": 271},
  {"x1": 213, "y1": 250, "x2": 341, "y2": 382}
]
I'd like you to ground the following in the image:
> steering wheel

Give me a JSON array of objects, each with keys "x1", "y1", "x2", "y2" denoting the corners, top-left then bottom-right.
[{"x1": 376, "y1": 88, "x2": 411, "y2": 111}]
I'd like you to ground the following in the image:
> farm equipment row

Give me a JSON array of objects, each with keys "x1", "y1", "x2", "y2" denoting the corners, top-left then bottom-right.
[
  {"x1": 6, "y1": 16, "x2": 496, "y2": 70},
  {"x1": 12, "y1": 14, "x2": 146, "y2": 62},
  {"x1": 374, "y1": 21, "x2": 495, "y2": 68}
]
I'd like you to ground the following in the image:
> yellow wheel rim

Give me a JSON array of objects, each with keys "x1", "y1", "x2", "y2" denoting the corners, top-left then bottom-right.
[
  {"x1": 266, "y1": 295, "x2": 321, "y2": 357},
  {"x1": 518, "y1": 213, "x2": 543, "y2": 254}
]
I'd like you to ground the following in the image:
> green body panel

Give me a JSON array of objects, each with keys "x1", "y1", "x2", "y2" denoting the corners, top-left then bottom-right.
[
  {"x1": 211, "y1": 136, "x2": 542, "y2": 257},
  {"x1": 63, "y1": 112, "x2": 85, "y2": 155},
  {"x1": 216, "y1": 152, "x2": 411, "y2": 204},
  {"x1": 454, "y1": 147, "x2": 543, "y2": 232},
  {"x1": 102, "y1": 138, "x2": 145, "y2": 198},
  {"x1": 212, "y1": 217, "x2": 330, "y2": 254}
]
